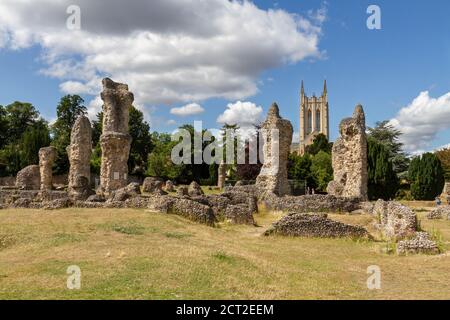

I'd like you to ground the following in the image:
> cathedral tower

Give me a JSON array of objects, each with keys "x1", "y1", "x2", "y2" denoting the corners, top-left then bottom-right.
[{"x1": 299, "y1": 80, "x2": 330, "y2": 154}]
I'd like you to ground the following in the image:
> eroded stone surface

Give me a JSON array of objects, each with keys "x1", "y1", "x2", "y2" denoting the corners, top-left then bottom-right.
[
  {"x1": 427, "y1": 206, "x2": 450, "y2": 220},
  {"x1": 143, "y1": 177, "x2": 166, "y2": 194},
  {"x1": 99, "y1": 78, "x2": 133, "y2": 196},
  {"x1": 264, "y1": 194, "x2": 361, "y2": 214},
  {"x1": 16, "y1": 165, "x2": 40, "y2": 190},
  {"x1": 225, "y1": 204, "x2": 255, "y2": 225},
  {"x1": 265, "y1": 213, "x2": 371, "y2": 238},
  {"x1": 68, "y1": 115, "x2": 92, "y2": 201},
  {"x1": 165, "y1": 180, "x2": 175, "y2": 192},
  {"x1": 373, "y1": 200, "x2": 417, "y2": 240},
  {"x1": 188, "y1": 181, "x2": 204, "y2": 197},
  {"x1": 397, "y1": 232, "x2": 439, "y2": 255},
  {"x1": 110, "y1": 182, "x2": 141, "y2": 202},
  {"x1": 38, "y1": 147, "x2": 56, "y2": 190},
  {"x1": 217, "y1": 162, "x2": 226, "y2": 189},
  {"x1": 327, "y1": 105, "x2": 368, "y2": 200},
  {"x1": 255, "y1": 103, "x2": 293, "y2": 197}
]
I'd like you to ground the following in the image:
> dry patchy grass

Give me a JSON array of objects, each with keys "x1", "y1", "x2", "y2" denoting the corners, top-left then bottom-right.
[{"x1": 0, "y1": 202, "x2": 449, "y2": 300}]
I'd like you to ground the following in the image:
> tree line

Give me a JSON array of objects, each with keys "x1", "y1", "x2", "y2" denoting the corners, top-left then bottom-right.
[
  {"x1": 287, "y1": 121, "x2": 447, "y2": 201},
  {"x1": 0, "y1": 96, "x2": 448, "y2": 200}
]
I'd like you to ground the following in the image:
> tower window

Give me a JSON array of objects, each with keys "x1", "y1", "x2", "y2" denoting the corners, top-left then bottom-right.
[
  {"x1": 316, "y1": 109, "x2": 321, "y2": 132},
  {"x1": 307, "y1": 109, "x2": 312, "y2": 134}
]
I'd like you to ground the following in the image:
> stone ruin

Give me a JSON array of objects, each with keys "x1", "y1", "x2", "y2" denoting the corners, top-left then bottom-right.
[
  {"x1": 265, "y1": 213, "x2": 371, "y2": 239},
  {"x1": 442, "y1": 182, "x2": 450, "y2": 204},
  {"x1": 217, "y1": 162, "x2": 226, "y2": 189},
  {"x1": 0, "y1": 79, "x2": 445, "y2": 255},
  {"x1": 372, "y1": 199, "x2": 417, "y2": 240},
  {"x1": 99, "y1": 78, "x2": 133, "y2": 196},
  {"x1": 38, "y1": 146, "x2": 56, "y2": 191},
  {"x1": 427, "y1": 205, "x2": 450, "y2": 220},
  {"x1": 255, "y1": 103, "x2": 293, "y2": 197},
  {"x1": 15, "y1": 165, "x2": 40, "y2": 190},
  {"x1": 327, "y1": 104, "x2": 368, "y2": 200},
  {"x1": 67, "y1": 115, "x2": 93, "y2": 201},
  {"x1": 397, "y1": 232, "x2": 440, "y2": 255}
]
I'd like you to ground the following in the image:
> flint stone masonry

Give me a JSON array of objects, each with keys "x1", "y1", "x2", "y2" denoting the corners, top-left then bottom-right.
[
  {"x1": 327, "y1": 105, "x2": 368, "y2": 200},
  {"x1": 99, "y1": 78, "x2": 133, "y2": 196},
  {"x1": 68, "y1": 115, "x2": 93, "y2": 201},
  {"x1": 264, "y1": 194, "x2": 361, "y2": 213},
  {"x1": 143, "y1": 177, "x2": 166, "y2": 195},
  {"x1": 165, "y1": 180, "x2": 175, "y2": 192},
  {"x1": 2, "y1": 190, "x2": 69, "y2": 208},
  {"x1": 255, "y1": 103, "x2": 293, "y2": 197},
  {"x1": 16, "y1": 165, "x2": 41, "y2": 190},
  {"x1": 373, "y1": 200, "x2": 417, "y2": 240},
  {"x1": 427, "y1": 206, "x2": 450, "y2": 220},
  {"x1": 146, "y1": 195, "x2": 216, "y2": 226},
  {"x1": 397, "y1": 232, "x2": 440, "y2": 255},
  {"x1": 443, "y1": 182, "x2": 450, "y2": 204},
  {"x1": 218, "y1": 162, "x2": 226, "y2": 189},
  {"x1": 225, "y1": 204, "x2": 255, "y2": 225},
  {"x1": 109, "y1": 183, "x2": 141, "y2": 202},
  {"x1": 176, "y1": 186, "x2": 189, "y2": 197},
  {"x1": 39, "y1": 147, "x2": 56, "y2": 191},
  {"x1": 188, "y1": 181, "x2": 204, "y2": 197},
  {"x1": 265, "y1": 213, "x2": 371, "y2": 238}
]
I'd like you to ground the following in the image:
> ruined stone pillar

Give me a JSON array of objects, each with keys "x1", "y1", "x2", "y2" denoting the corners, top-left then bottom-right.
[
  {"x1": 327, "y1": 104, "x2": 368, "y2": 200},
  {"x1": 255, "y1": 103, "x2": 293, "y2": 197},
  {"x1": 99, "y1": 78, "x2": 133, "y2": 196},
  {"x1": 38, "y1": 146, "x2": 56, "y2": 191},
  {"x1": 67, "y1": 115, "x2": 93, "y2": 200},
  {"x1": 218, "y1": 162, "x2": 226, "y2": 189}
]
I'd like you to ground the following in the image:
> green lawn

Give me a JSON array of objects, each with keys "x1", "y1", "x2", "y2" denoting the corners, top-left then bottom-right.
[{"x1": 0, "y1": 203, "x2": 449, "y2": 300}]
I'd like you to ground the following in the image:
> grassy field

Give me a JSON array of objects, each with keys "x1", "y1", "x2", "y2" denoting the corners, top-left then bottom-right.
[{"x1": 0, "y1": 203, "x2": 449, "y2": 300}]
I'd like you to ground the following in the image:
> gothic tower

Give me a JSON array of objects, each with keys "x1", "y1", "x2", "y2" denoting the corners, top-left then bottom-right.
[{"x1": 299, "y1": 80, "x2": 329, "y2": 154}]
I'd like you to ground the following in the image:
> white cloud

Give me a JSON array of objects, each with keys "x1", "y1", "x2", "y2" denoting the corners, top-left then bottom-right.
[
  {"x1": 217, "y1": 101, "x2": 263, "y2": 128},
  {"x1": 389, "y1": 91, "x2": 450, "y2": 153},
  {"x1": 86, "y1": 96, "x2": 103, "y2": 121},
  {"x1": 170, "y1": 103, "x2": 204, "y2": 117},
  {"x1": 166, "y1": 119, "x2": 176, "y2": 125},
  {"x1": 293, "y1": 131, "x2": 300, "y2": 143},
  {"x1": 0, "y1": 0, "x2": 325, "y2": 106}
]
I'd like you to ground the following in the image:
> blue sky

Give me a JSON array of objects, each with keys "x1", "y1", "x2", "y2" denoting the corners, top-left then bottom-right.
[{"x1": 1, "y1": 0, "x2": 449, "y2": 153}]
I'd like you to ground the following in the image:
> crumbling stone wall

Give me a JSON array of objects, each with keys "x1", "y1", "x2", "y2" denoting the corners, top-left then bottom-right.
[
  {"x1": 15, "y1": 165, "x2": 40, "y2": 190},
  {"x1": 217, "y1": 162, "x2": 226, "y2": 189},
  {"x1": 265, "y1": 213, "x2": 371, "y2": 239},
  {"x1": 327, "y1": 105, "x2": 368, "y2": 200},
  {"x1": 67, "y1": 115, "x2": 92, "y2": 200},
  {"x1": 255, "y1": 103, "x2": 293, "y2": 197},
  {"x1": 427, "y1": 205, "x2": 450, "y2": 220},
  {"x1": 397, "y1": 232, "x2": 439, "y2": 255},
  {"x1": 373, "y1": 200, "x2": 417, "y2": 240},
  {"x1": 99, "y1": 78, "x2": 133, "y2": 196},
  {"x1": 39, "y1": 146, "x2": 56, "y2": 190}
]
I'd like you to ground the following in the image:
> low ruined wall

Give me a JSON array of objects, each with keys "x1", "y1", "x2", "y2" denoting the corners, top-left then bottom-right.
[{"x1": 1, "y1": 173, "x2": 144, "y2": 187}]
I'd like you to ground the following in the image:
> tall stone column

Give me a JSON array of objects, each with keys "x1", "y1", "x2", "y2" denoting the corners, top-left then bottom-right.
[
  {"x1": 99, "y1": 78, "x2": 133, "y2": 196},
  {"x1": 255, "y1": 103, "x2": 293, "y2": 197},
  {"x1": 38, "y1": 146, "x2": 56, "y2": 190},
  {"x1": 68, "y1": 115, "x2": 92, "y2": 200},
  {"x1": 218, "y1": 162, "x2": 226, "y2": 189},
  {"x1": 327, "y1": 104, "x2": 368, "y2": 200}
]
